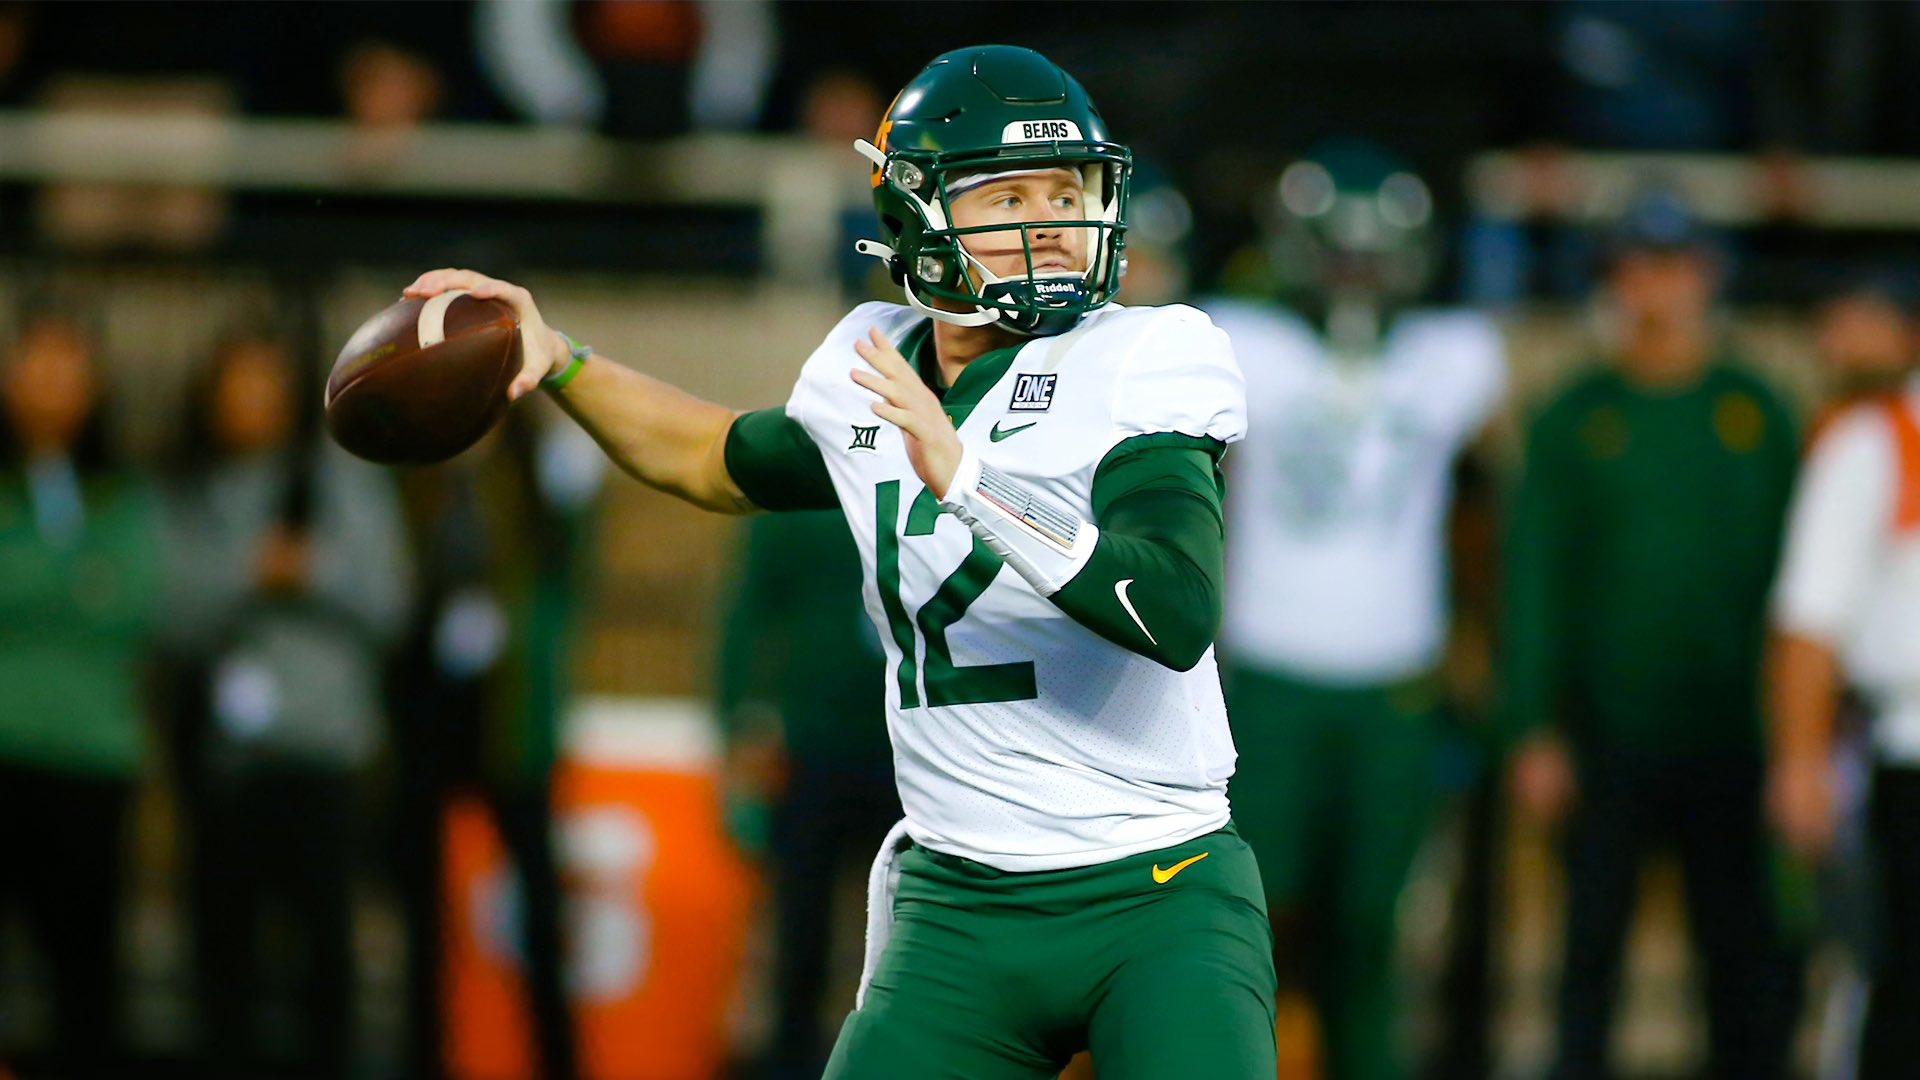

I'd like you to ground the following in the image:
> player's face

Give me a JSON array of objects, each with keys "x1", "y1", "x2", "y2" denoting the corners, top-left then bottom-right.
[{"x1": 948, "y1": 168, "x2": 1092, "y2": 285}]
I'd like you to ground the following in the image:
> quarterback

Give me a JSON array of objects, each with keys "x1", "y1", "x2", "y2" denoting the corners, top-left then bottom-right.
[{"x1": 406, "y1": 45, "x2": 1277, "y2": 1078}]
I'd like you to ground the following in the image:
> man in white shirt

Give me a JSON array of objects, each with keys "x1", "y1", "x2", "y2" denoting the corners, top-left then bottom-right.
[{"x1": 1771, "y1": 361, "x2": 1920, "y2": 1078}]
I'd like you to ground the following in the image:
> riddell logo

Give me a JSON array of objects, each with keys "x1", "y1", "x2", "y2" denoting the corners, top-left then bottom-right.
[{"x1": 1033, "y1": 281, "x2": 1077, "y2": 295}]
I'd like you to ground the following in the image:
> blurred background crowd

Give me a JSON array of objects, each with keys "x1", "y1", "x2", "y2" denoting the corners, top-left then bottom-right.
[{"x1": 1, "y1": 2, "x2": 1918, "y2": 1080}]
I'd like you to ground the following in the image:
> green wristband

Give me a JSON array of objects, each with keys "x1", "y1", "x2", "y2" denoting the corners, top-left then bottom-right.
[{"x1": 542, "y1": 331, "x2": 592, "y2": 391}]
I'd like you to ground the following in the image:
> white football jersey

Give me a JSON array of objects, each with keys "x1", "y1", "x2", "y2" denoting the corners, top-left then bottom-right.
[
  {"x1": 784, "y1": 300, "x2": 1247, "y2": 871},
  {"x1": 1208, "y1": 302, "x2": 1505, "y2": 683}
]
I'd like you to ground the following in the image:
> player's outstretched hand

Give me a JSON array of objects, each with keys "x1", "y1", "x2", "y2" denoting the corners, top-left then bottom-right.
[
  {"x1": 853, "y1": 327, "x2": 963, "y2": 497},
  {"x1": 404, "y1": 268, "x2": 571, "y2": 402}
]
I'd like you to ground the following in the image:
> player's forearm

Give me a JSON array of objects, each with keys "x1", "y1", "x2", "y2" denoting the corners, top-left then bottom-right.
[
  {"x1": 939, "y1": 443, "x2": 1226, "y2": 671},
  {"x1": 1050, "y1": 507, "x2": 1223, "y2": 672},
  {"x1": 1769, "y1": 631, "x2": 1839, "y2": 767},
  {"x1": 546, "y1": 355, "x2": 754, "y2": 514}
]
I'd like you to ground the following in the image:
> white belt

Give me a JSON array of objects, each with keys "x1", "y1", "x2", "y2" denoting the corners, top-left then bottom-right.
[{"x1": 856, "y1": 818, "x2": 915, "y2": 1011}]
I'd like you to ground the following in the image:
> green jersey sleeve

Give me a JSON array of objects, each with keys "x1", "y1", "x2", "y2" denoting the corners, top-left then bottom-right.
[
  {"x1": 1049, "y1": 433, "x2": 1227, "y2": 671},
  {"x1": 724, "y1": 408, "x2": 840, "y2": 512}
]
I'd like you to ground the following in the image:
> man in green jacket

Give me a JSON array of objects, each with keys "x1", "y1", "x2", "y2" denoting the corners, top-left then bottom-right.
[{"x1": 1501, "y1": 193, "x2": 1802, "y2": 1079}]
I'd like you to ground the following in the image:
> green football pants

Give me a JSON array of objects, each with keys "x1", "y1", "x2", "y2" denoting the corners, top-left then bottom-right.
[
  {"x1": 824, "y1": 824, "x2": 1278, "y2": 1080},
  {"x1": 1225, "y1": 664, "x2": 1442, "y2": 1080}
]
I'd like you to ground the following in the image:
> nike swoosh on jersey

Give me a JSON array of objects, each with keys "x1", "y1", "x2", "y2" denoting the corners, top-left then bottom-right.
[
  {"x1": 1152, "y1": 852, "x2": 1209, "y2": 884},
  {"x1": 989, "y1": 421, "x2": 1038, "y2": 442},
  {"x1": 1114, "y1": 578, "x2": 1158, "y2": 645}
]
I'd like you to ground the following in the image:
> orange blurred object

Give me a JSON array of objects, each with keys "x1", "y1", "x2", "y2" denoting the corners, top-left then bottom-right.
[{"x1": 443, "y1": 716, "x2": 755, "y2": 1080}]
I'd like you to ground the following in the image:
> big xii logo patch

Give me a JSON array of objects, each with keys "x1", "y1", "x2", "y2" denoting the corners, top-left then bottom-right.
[
  {"x1": 848, "y1": 424, "x2": 880, "y2": 453},
  {"x1": 1009, "y1": 374, "x2": 1058, "y2": 413}
]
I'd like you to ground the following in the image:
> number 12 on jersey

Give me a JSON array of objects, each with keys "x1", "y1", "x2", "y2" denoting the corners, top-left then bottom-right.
[{"x1": 874, "y1": 480, "x2": 1038, "y2": 709}]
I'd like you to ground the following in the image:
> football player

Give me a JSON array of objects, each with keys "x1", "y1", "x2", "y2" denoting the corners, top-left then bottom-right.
[
  {"x1": 405, "y1": 44, "x2": 1277, "y2": 1080},
  {"x1": 1205, "y1": 142, "x2": 1507, "y2": 1080}
]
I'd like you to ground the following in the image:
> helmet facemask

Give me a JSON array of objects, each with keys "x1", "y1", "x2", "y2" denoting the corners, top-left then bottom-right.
[{"x1": 856, "y1": 139, "x2": 1131, "y2": 338}]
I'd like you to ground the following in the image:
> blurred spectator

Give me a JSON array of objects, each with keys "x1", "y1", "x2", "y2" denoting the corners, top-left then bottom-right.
[
  {"x1": 798, "y1": 68, "x2": 878, "y2": 148},
  {"x1": 0, "y1": 315, "x2": 159, "y2": 1077},
  {"x1": 793, "y1": 67, "x2": 886, "y2": 300},
  {"x1": 1209, "y1": 142, "x2": 1506, "y2": 1080},
  {"x1": 1769, "y1": 301, "x2": 1920, "y2": 1078},
  {"x1": 714, "y1": 510, "x2": 895, "y2": 1080},
  {"x1": 155, "y1": 332, "x2": 411, "y2": 1078},
  {"x1": 1810, "y1": 275, "x2": 1919, "y2": 430},
  {"x1": 217, "y1": 3, "x2": 497, "y2": 121},
  {"x1": 1767, "y1": 273, "x2": 1915, "y2": 1077},
  {"x1": 1501, "y1": 193, "x2": 1803, "y2": 1079},
  {"x1": 337, "y1": 37, "x2": 447, "y2": 177},
  {"x1": 389, "y1": 406, "x2": 602, "y2": 1080},
  {"x1": 339, "y1": 39, "x2": 445, "y2": 130}
]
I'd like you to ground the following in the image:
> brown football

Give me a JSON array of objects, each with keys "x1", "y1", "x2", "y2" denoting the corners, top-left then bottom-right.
[{"x1": 324, "y1": 291, "x2": 521, "y2": 465}]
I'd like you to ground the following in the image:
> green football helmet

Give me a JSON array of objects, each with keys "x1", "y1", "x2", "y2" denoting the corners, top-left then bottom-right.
[
  {"x1": 1256, "y1": 139, "x2": 1436, "y2": 357},
  {"x1": 1261, "y1": 138, "x2": 1436, "y2": 311},
  {"x1": 854, "y1": 45, "x2": 1132, "y2": 337}
]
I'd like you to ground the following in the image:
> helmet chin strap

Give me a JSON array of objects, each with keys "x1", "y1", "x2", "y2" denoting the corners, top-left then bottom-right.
[
  {"x1": 853, "y1": 237, "x2": 1005, "y2": 328},
  {"x1": 906, "y1": 280, "x2": 1004, "y2": 327},
  {"x1": 948, "y1": 237, "x2": 1094, "y2": 334}
]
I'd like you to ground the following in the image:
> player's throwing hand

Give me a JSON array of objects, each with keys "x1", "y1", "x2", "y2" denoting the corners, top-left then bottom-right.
[
  {"x1": 852, "y1": 326, "x2": 962, "y2": 498},
  {"x1": 404, "y1": 268, "x2": 570, "y2": 401}
]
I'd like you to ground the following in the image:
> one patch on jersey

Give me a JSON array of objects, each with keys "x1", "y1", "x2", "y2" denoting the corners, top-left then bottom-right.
[
  {"x1": 1008, "y1": 373, "x2": 1058, "y2": 413},
  {"x1": 1001, "y1": 119, "x2": 1083, "y2": 143},
  {"x1": 847, "y1": 424, "x2": 880, "y2": 453}
]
